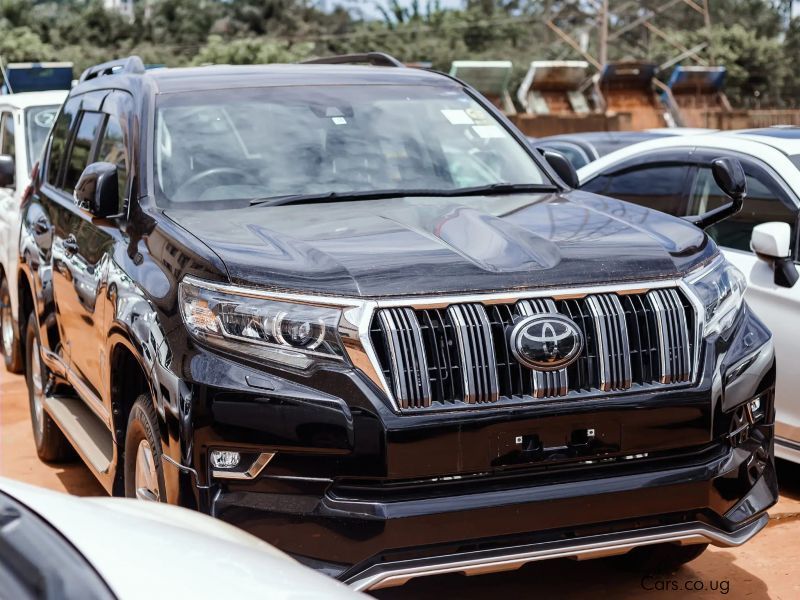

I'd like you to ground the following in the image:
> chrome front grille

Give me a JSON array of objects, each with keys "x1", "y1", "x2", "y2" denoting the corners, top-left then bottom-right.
[{"x1": 369, "y1": 288, "x2": 698, "y2": 411}]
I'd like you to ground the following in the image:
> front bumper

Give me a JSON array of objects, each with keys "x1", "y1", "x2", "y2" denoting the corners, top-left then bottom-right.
[
  {"x1": 211, "y1": 430, "x2": 777, "y2": 587},
  {"x1": 161, "y1": 304, "x2": 776, "y2": 587}
]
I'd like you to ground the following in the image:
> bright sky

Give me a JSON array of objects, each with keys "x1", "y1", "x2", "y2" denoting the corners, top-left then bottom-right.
[{"x1": 334, "y1": 0, "x2": 464, "y2": 19}]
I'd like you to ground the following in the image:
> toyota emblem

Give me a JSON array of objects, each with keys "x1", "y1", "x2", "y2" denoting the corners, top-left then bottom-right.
[{"x1": 509, "y1": 314, "x2": 584, "y2": 371}]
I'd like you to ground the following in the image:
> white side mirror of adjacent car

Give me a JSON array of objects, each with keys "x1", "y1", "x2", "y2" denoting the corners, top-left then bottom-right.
[
  {"x1": 751, "y1": 222, "x2": 792, "y2": 258},
  {"x1": 750, "y1": 221, "x2": 798, "y2": 288}
]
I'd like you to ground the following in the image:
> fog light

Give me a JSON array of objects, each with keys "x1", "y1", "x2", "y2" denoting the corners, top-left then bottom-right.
[
  {"x1": 210, "y1": 450, "x2": 241, "y2": 470},
  {"x1": 750, "y1": 398, "x2": 761, "y2": 413}
]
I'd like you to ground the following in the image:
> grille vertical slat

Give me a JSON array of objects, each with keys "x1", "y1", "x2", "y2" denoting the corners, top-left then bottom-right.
[
  {"x1": 372, "y1": 287, "x2": 697, "y2": 411},
  {"x1": 585, "y1": 294, "x2": 632, "y2": 391},
  {"x1": 447, "y1": 304, "x2": 499, "y2": 404},
  {"x1": 647, "y1": 289, "x2": 692, "y2": 385},
  {"x1": 375, "y1": 308, "x2": 431, "y2": 408}
]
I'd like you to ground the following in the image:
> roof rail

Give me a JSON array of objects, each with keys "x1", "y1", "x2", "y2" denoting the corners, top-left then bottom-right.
[
  {"x1": 79, "y1": 56, "x2": 145, "y2": 83},
  {"x1": 302, "y1": 52, "x2": 404, "y2": 68}
]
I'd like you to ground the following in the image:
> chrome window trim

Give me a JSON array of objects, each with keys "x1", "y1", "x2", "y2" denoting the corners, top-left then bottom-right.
[{"x1": 181, "y1": 274, "x2": 708, "y2": 413}]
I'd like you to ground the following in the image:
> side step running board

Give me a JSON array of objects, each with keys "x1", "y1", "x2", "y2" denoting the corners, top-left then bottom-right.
[{"x1": 44, "y1": 396, "x2": 115, "y2": 491}]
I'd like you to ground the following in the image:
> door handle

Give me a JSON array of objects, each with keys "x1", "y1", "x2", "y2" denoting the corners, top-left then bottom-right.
[{"x1": 63, "y1": 235, "x2": 79, "y2": 257}]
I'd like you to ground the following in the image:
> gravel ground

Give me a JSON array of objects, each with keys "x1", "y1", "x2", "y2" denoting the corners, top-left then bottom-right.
[{"x1": 2, "y1": 367, "x2": 799, "y2": 599}]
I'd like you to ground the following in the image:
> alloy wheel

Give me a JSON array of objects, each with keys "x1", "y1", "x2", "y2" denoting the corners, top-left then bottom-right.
[
  {"x1": 29, "y1": 337, "x2": 45, "y2": 441},
  {"x1": 1, "y1": 293, "x2": 12, "y2": 357},
  {"x1": 134, "y1": 439, "x2": 160, "y2": 501}
]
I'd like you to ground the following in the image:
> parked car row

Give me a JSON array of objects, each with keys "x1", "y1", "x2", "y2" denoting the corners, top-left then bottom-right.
[{"x1": 0, "y1": 53, "x2": 782, "y2": 593}]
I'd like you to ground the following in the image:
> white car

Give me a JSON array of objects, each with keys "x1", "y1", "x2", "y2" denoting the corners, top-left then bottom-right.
[
  {"x1": 0, "y1": 478, "x2": 363, "y2": 600},
  {"x1": 0, "y1": 90, "x2": 68, "y2": 373},
  {"x1": 577, "y1": 127, "x2": 800, "y2": 464}
]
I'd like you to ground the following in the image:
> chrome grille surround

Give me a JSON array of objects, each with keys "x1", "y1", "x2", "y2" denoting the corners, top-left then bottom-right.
[{"x1": 366, "y1": 280, "x2": 704, "y2": 412}]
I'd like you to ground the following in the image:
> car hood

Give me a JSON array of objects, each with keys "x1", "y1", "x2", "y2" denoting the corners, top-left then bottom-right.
[
  {"x1": 166, "y1": 191, "x2": 714, "y2": 297},
  {"x1": 1, "y1": 478, "x2": 362, "y2": 600}
]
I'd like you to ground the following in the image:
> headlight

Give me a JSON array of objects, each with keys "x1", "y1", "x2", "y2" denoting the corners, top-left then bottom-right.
[
  {"x1": 685, "y1": 255, "x2": 746, "y2": 336},
  {"x1": 179, "y1": 278, "x2": 346, "y2": 370}
]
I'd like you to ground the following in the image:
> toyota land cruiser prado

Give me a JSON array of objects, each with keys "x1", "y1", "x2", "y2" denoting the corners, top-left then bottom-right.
[{"x1": 15, "y1": 54, "x2": 777, "y2": 591}]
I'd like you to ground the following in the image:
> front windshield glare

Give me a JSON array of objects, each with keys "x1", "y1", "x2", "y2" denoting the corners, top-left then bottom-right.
[{"x1": 153, "y1": 85, "x2": 547, "y2": 207}]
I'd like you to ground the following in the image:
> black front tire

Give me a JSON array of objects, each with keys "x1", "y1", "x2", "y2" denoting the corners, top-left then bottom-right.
[
  {"x1": 124, "y1": 395, "x2": 166, "y2": 502},
  {"x1": 1, "y1": 276, "x2": 23, "y2": 373},
  {"x1": 25, "y1": 311, "x2": 73, "y2": 462},
  {"x1": 618, "y1": 543, "x2": 709, "y2": 573}
]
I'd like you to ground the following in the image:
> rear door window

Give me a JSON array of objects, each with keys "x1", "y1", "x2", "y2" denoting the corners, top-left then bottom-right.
[
  {"x1": 62, "y1": 111, "x2": 104, "y2": 194},
  {"x1": 605, "y1": 164, "x2": 690, "y2": 215}
]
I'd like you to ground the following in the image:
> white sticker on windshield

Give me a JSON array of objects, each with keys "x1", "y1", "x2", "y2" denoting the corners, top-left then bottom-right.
[
  {"x1": 332, "y1": 116, "x2": 347, "y2": 125},
  {"x1": 441, "y1": 109, "x2": 474, "y2": 125},
  {"x1": 472, "y1": 125, "x2": 504, "y2": 139}
]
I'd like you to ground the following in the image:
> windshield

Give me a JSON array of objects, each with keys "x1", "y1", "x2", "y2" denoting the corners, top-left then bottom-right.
[
  {"x1": 25, "y1": 105, "x2": 60, "y2": 170},
  {"x1": 153, "y1": 85, "x2": 547, "y2": 208}
]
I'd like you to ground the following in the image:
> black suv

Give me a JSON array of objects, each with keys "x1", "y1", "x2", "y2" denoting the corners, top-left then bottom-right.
[{"x1": 16, "y1": 54, "x2": 777, "y2": 590}]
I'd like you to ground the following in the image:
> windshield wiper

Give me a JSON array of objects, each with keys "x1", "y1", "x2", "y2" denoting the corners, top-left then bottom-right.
[{"x1": 249, "y1": 183, "x2": 557, "y2": 207}]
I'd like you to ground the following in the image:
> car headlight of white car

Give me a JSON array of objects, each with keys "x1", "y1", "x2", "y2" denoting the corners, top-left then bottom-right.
[
  {"x1": 179, "y1": 277, "x2": 346, "y2": 370},
  {"x1": 685, "y1": 255, "x2": 747, "y2": 336}
]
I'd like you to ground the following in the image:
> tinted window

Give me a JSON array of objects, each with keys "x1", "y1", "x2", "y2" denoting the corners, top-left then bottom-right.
[
  {"x1": 24, "y1": 105, "x2": 59, "y2": 170},
  {"x1": 580, "y1": 175, "x2": 609, "y2": 194},
  {"x1": 1, "y1": 112, "x2": 14, "y2": 156},
  {"x1": 96, "y1": 116, "x2": 128, "y2": 209},
  {"x1": 605, "y1": 165, "x2": 688, "y2": 215},
  {"x1": 63, "y1": 111, "x2": 104, "y2": 193},
  {"x1": 46, "y1": 100, "x2": 79, "y2": 187},
  {"x1": 689, "y1": 166, "x2": 797, "y2": 253}
]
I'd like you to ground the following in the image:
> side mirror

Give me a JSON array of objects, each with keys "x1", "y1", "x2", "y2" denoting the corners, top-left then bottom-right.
[
  {"x1": 0, "y1": 154, "x2": 14, "y2": 188},
  {"x1": 74, "y1": 162, "x2": 119, "y2": 218},
  {"x1": 712, "y1": 157, "x2": 747, "y2": 200},
  {"x1": 751, "y1": 222, "x2": 798, "y2": 288},
  {"x1": 685, "y1": 157, "x2": 747, "y2": 230},
  {"x1": 541, "y1": 149, "x2": 579, "y2": 189}
]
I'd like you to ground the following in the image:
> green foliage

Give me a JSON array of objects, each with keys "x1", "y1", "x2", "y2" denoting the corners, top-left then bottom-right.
[
  {"x1": 0, "y1": 23, "x2": 55, "y2": 61},
  {"x1": 194, "y1": 35, "x2": 313, "y2": 65},
  {"x1": 0, "y1": 0, "x2": 798, "y2": 109}
]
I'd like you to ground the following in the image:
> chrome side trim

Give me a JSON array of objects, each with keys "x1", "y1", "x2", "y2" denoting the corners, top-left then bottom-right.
[
  {"x1": 346, "y1": 515, "x2": 768, "y2": 591},
  {"x1": 212, "y1": 452, "x2": 275, "y2": 480}
]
